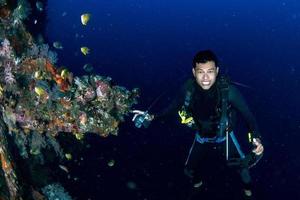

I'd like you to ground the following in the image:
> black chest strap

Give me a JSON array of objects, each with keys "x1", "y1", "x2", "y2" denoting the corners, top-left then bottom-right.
[{"x1": 217, "y1": 76, "x2": 230, "y2": 138}]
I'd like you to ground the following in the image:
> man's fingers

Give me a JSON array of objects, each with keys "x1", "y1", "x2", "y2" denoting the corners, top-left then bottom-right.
[
  {"x1": 258, "y1": 145, "x2": 264, "y2": 153},
  {"x1": 252, "y1": 138, "x2": 261, "y2": 145},
  {"x1": 252, "y1": 144, "x2": 264, "y2": 155}
]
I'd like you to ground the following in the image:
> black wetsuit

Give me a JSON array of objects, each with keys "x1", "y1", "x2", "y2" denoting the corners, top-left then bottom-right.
[{"x1": 155, "y1": 76, "x2": 261, "y2": 191}]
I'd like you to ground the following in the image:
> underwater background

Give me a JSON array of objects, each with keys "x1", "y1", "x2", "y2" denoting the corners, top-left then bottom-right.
[{"x1": 37, "y1": 0, "x2": 300, "y2": 199}]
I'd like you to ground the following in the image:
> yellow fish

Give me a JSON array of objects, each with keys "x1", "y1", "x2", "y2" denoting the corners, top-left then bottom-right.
[
  {"x1": 65, "y1": 153, "x2": 72, "y2": 160},
  {"x1": 0, "y1": 85, "x2": 3, "y2": 97},
  {"x1": 75, "y1": 132, "x2": 84, "y2": 140},
  {"x1": 81, "y1": 13, "x2": 91, "y2": 25},
  {"x1": 80, "y1": 47, "x2": 90, "y2": 55},
  {"x1": 60, "y1": 69, "x2": 69, "y2": 79},
  {"x1": 34, "y1": 71, "x2": 43, "y2": 79},
  {"x1": 34, "y1": 87, "x2": 45, "y2": 96}
]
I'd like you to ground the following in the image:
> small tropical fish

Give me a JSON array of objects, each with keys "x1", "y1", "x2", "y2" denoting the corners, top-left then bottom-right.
[
  {"x1": 60, "y1": 69, "x2": 69, "y2": 79},
  {"x1": 75, "y1": 132, "x2": 84, "y2": 140},
  {"x1": 34, "y1": 71, "x2": 42, "y2": 79},
  {"x1": 65, "y1": 153, "x2": 72, "y2": 160},
  {"x1": 81, "y1": 13, "x2": 91, "y2": 25},
  {"x1": 59, "y1": 165, "x2": 69, "y2": 173},
  {"x1": 107, "y1": 159, "x2": 115, "y2": 167},
  {"x1": 83, "y1": 63, "x2": 94, "y2": 73},
  {"x1": 0, "y1": 85, "x2": 3, "y2": 97},
  {"x1": 34, "y1": 87, "x2": 45, "y2": 96},
  {"x1": 36, "y1": 1, "x2": 43, "y2": 12},
  {"x1": 53, "y1": 41, "x2": 63, "y2": 49},
  {"x1": 80, "y1": 47, "x2": 90, "y2": 55}
]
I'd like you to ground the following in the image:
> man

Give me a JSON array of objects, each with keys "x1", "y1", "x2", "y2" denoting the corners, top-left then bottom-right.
[{"x1": 132, "y1": 50, "x2": 264, "y2": 199}]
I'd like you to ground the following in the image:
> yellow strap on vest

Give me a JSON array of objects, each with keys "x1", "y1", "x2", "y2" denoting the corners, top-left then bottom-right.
[{"x1": 248, "y1": 132, "x2": 253, "y2": 143}]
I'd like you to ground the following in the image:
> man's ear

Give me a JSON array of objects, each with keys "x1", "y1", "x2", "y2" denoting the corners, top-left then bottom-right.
[
  {"x1": 192, "y1": 68, "x2": 196, "y2": 77},
  {"x1": 216, "y1": 67, "x2": 219, "y2": 75}
]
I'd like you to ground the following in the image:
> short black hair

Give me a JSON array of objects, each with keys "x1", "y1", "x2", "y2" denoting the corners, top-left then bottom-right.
[{"x1": 192, "y1": 50, "x2": 218, "y2": 68}]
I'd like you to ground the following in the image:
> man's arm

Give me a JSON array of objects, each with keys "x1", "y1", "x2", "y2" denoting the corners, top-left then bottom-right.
[
  {"x1": 229, "y1": 85, "x2": 261, "y2": 138},
  {"x1": 132, "y1": 79, "x2": 194, "y2": 124},
  {"x1": 229, "y1": 84, "x2": 264, "y2": 155},
  {"x1": 153, "y1": 79, "x2": 193, "y2": 121}
]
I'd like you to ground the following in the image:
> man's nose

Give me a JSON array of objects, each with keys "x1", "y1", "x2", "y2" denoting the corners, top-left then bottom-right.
[{"x1": 203, "y1": 73, "x2": 209, "y2": 80}]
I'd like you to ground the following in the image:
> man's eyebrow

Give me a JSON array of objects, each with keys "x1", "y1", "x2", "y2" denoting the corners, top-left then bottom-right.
[{"x1": 196, "y1": 68, "x2": 215, "y2": 71}]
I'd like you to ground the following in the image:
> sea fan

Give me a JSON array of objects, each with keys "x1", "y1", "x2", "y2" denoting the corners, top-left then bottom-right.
[
  {"x1": 26, "y1": 43, "x2": 58, "y2": 64},
  {"x1": 38, "y1": 44, "x2": 49, "y2": 57},
  {"x1": 41, "y1": 183, "x2": 72, "y2": 200},
  {"x1": 26, "y1": 43, "x2": 39, "y2": 57},
  {"x1": 47, "y1": 50, "x2": 58, "y2": 64},
  {"x1": 12, "y1": 0, "x2": 32, "y2": 24}
]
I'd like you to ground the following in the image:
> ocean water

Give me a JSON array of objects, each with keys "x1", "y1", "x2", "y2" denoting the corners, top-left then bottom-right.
[{"x1": 41, "y1": 0, "x2": 300, "y2": 199}]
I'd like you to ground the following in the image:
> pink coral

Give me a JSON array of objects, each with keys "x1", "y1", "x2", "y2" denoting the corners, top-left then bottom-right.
[
  {"x1": 4, "y1": 60, "x2": 16, "y2": 85},
  {"x1": 83, "y1": 87, "x2": 96, "y2": 100},
  {"x1": 95, "y1": 81, "x2": 110, "y2": 98},
  {"x1": 0, "y1": 39, "x2": 13, "y2": 59}
]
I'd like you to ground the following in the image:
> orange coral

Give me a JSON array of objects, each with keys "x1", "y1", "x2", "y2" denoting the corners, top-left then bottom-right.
[
  {"x1": 20, "y1": 58, "x2": 40, "y2": 74},
  {"x1": 0, "y1": 151, "x2": 13, "y2": 171},
  {"x1": 45, "y1": 60, "x2": 57, "y2": 76},
  {"x1": 59, "y1": 98, "x2": 72, "y2": 109},
  {"x1": 45, "y1": 61, "x2": 71, "y2": 92}
]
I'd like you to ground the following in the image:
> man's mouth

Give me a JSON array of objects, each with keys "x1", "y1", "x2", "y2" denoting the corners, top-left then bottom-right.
[{"x1": 202, "y1": 81, "x2": 210, "y2": 85}]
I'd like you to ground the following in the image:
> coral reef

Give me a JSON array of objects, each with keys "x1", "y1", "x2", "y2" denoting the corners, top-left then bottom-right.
[
  {"x1": 27, "y1": 43, "x2": 58, "y2": 64},
  {"x1": 11, "y1": 0, "x2": 31, "y2": 25},
  {"x1": 41, "y1": 183, "x2": 72, "y2": 200},
  {"x1": 0, "y1": 0, "x2": 140, "y2": 199}
]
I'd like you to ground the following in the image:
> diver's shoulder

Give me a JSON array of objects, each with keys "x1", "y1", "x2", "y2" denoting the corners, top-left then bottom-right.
[
  {"x1": 217, "y1": 75, "x2": 236, "y2": 88},
  {"x1": 183, "y1": 78, "x2": 196, "y2": 87}
]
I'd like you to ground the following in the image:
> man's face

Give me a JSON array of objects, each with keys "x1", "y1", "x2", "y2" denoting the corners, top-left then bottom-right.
[{"x1": 192, "y1": 61, "x2": 219, "y2": 90}]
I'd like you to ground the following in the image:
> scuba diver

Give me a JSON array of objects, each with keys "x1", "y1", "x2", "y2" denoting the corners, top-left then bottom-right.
[{"x1": 132, "y1": 50, "x2": 264, "y2": 199}]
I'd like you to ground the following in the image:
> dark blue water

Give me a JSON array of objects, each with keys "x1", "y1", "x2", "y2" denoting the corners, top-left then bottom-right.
[{"x1": 44, "y1": 0, "x2": 300, "y2": 199}]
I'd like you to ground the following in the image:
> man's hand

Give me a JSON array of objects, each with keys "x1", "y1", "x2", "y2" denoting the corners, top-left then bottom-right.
[
  {"x1": 131, "y1": 110, "x2": 154, "y2": 122},
  {"x1": 252, "y1": 138, "x2": 264, "y2": 156}
]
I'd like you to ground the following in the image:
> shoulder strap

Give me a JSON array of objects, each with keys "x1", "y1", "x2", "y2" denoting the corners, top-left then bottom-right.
[
  {"x1": 183, "y1": 79, "x2": 196, "y2": 107},
  {"x1": 217, "y1": 75, "x2": 230, "y2": 138}
]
